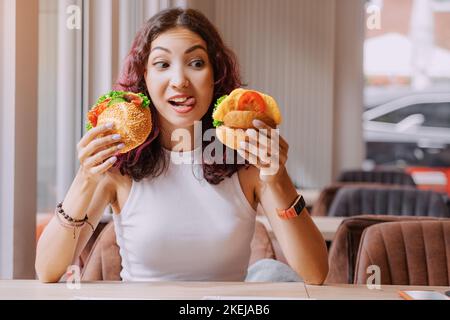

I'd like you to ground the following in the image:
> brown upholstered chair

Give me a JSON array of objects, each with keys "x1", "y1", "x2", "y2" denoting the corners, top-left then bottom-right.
[
  {"x1": 354, "y1": 220, "x2": 450, "y2": 286},
  {"x1": 80, "y1": 221, "x2": 122, "y2": 281},
  {"x1": 325, "y1": 215, "x2": 444, "y2": 284},
  {"x1": 338, "y1": 169, "x2": 416, "y2": 186},
  {"x1": 328, "y1": 186, "x2": 450, "y2": 217},
  {"x1": 80, "y1": 219, "x2": 276, "y2": 281},
  {"x1": 310, "y1": 183, "x2": 343, "y2": 217},
  {"x1": 310, "y1": 183, "x2": 415, "y2": 216}
]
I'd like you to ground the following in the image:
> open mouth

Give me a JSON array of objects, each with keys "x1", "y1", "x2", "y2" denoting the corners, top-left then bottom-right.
[
  {"x1": 168, "y1": 96, "x2": 196, "y2": 114},
  {"x1": 168, "y1": 96, "x2": 196, "y2": 107}
]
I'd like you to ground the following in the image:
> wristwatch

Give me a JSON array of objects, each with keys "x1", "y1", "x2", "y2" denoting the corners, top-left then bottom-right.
[{"x1": 276, "y1": 194, "x2": 306, "y2": 219}]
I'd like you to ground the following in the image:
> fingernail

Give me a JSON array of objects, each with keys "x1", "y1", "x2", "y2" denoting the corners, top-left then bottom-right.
[
  {"x1": 112, "y1": 134, "x2": 121, "y2": 140},
  {"x1": 105, "y1": 122, "x2": 114, "y2": 129},
  {"x1": 253, "y1": 119, "x2": 264, "y2": 127},
  {"x1": 117, "y1": 143, "x2": 125, "y2": 149},
  {"x1": 109, "y1": 156, "x2": 117, "y2": 163}
]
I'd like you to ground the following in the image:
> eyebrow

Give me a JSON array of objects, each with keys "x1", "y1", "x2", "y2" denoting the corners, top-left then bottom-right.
[{"x1": 150, "y1": 44, "x2": 208, "y2": 55}]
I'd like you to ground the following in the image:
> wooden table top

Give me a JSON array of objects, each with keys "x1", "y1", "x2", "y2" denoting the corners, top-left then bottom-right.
[
  {"x1": 310, "y1": 216, "x2": 345, "y2": 241},
  {"x1": 257, "y1": 214, "x2": 344, "y2": 242},
  {"x1": 0, "y1": 280, "x2": 448, "y2": 300}
]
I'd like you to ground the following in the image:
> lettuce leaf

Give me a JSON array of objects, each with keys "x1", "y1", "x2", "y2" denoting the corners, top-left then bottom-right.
[
  {"x1": 213, "y1": 119, "x2": 224, "y2": 127},
  {"x1": 212, "y1": 94, "x2": 228, "y2": 128},
  {"x1": 138, "y1": 93, "x2": 151, "y2": 108},
  {"x1": 108, "y1": 97, "x2": 126, "y2": 106},
  {"x1": 96, "y1": 91, "x2": 127, "y2": 104},
  {"x1": 96, "y1": 90, "x2": 151, "y2": 107}
]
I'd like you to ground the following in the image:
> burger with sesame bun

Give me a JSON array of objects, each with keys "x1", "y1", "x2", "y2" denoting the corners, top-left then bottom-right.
[
  {"x1": 212, "y1": 88, "x2": 282, "y2": 150},
  {"x1": 86, "y1": 91, "x2": 152, "y2": 154}
]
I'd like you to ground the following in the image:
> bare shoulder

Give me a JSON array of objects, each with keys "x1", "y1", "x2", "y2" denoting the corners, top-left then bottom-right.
[
  {"x1": 237, "y1": 164, "x2": 259, "y2": 180},
  {"x1": 104, "y1": 167, "x2": 133, "y2": 213},
  {"x1": 103, "y1": 167, "x2": 125, "y2": 202},
  {"x1": 237, "y1": 165, "x2": 259, "y2": 209},
  {"x1": 105, "y1": 167, "x2": 128, "y2": 183}
]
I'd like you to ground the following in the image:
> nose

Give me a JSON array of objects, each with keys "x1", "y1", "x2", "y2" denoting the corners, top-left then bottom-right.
[{"x1": 170, "y1": 66, "x2": 189, "y2": 89}]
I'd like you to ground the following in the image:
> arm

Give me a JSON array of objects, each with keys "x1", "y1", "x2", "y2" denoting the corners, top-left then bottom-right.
[
  {"x1": 256, "y1": 166, "x2": 329, "y2": 285},
  {"x1": 238, "y1": 120, "x2": 329, "y2": 285},
  {"x1": 36, "y1": 122, "x2": 122, "y2": 282},
  {"x1": 35, "y1": 168, "x2": 113, "y2": 283}
]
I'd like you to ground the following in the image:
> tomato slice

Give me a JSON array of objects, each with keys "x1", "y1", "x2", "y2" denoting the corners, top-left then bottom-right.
[
  {"x1": 87, "y1": 98, "x2": 112, "y2": 127},
  {"x1": 124, "y1": 93, "x2": 142, "y2": 106},
  {"x1": 237, "y1": 91, "x2": 266, "y2": 113},
  {"x1": 88, "y1": 111, "x2": 97, "y2": 127}
]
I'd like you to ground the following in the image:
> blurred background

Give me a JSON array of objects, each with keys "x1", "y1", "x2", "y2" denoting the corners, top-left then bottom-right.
[
  {"x1": 1, "y1": 0, "x2": 449, "y2": 279},
  {"x1": 363, "y1": 0, "x2": 450, "y2": 196},
  {"x1": 35, "y1": 0, "x2": 450, "y2": 213}
]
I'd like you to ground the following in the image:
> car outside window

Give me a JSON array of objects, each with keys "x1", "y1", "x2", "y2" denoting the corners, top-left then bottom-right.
[{"x1": 373, "y1": 102, "x2": 450, "y2": 128}]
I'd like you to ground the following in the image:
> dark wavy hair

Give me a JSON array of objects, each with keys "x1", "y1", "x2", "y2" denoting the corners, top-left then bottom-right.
[{"x1": 113, "y1": 8, "x2": 248, "y2": 184}]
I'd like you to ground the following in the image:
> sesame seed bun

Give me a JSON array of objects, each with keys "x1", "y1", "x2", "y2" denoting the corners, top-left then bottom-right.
[
  {"x1": 88, "y1": 91, "x2": 152, "y2": 154},
  {"x1": 97, "y1": 102, "x2": 152, "y2": 154}
]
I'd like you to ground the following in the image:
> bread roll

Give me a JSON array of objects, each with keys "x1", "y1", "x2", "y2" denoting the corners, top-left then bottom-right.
[
  {"x1": 223, "y1": 111, "x2": 276, "y2": 129},
  {"x1": 212, "y1": 89, "x2": 281, "y2": 151},
  {"x1": 97, "y1": 101, "x2": 152, "y2": 154},
  {"x1": 87, "y1": 91, "x2": 152, "y2": 154}
]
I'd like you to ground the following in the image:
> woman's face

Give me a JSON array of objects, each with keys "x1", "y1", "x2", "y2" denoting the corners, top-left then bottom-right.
[{"x1": 145, "y1": 27, "x2": 214, "y2": 131}]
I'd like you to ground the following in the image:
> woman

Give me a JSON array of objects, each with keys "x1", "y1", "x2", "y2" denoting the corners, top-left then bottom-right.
[{"x1": 35, "y1": 8, "x2": 328, "y2": 284}]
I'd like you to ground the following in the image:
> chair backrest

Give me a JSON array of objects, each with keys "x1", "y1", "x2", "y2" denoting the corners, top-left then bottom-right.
[
  {"x1": 81, "y1": 221, "x2": 122, "y2": 281},
  {"x1": 310, "y1": 183, "x2": 415, "y2": 216},
  {"x1": 310, "y1": 183, "x2": 343, "y2": 217},
  {"x1": 328, "y1": 186, "x2": 450, "y2": 217},
  {"x1": 337, "y1": 169, "x2": 416, "y2": 186},
  {"x1": 354, "y1": 220, "x2": 450, "y2": 286},
  {"x1": 325, "y1": 215, "x2": 443, "y2": 284},
  {"x1": 81, "y1": 219, "x2": 276, "y2": 281}
]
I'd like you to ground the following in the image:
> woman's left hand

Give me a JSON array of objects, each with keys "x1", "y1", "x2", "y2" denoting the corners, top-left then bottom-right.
[{"x1": 237, "y1": 119, "x2": 289, "y2": 183}]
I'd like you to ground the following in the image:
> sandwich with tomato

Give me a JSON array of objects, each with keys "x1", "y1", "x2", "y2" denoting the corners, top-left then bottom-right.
[
  {"x1": 86, "y1": 91, "x2": 152, "y2": 154},
  {"x1": 212, "y1": 89, "x2": 282, "y2": 150}
]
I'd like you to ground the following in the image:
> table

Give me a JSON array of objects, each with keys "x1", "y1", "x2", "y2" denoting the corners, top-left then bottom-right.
[
  {"x1": 310, "y1": 216, "x2": 345, "y2": 241},
  {"x1": 257, "y1": 214, "x2": 344, "y2": 243},
  {"x1": 0, "y1": 280, "x2": 308, "y2": 300},
  {"x1": 297, "y1": 188, "x2": 321, "y2": 207},
  {"x1": 305, "y1": 283, "x2": 449, "y2": 300},
  {"x1": 0, "y1": 280, "x2": 448, "y2": 300}
]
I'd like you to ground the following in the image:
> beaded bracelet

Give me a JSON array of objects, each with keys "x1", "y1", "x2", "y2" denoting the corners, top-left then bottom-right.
[{"x1": 56, "y1": 202, "x2": 94, "y2": 239}]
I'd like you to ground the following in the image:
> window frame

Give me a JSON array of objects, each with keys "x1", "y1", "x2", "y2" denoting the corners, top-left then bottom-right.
[{"x1": 0, "y1": 0, "x2": 39, "y2": 279}]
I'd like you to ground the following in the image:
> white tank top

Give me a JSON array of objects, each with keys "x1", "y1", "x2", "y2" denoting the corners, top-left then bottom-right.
[{"x1": 112, "y1": 146, "x2": 257, "y2": 281}]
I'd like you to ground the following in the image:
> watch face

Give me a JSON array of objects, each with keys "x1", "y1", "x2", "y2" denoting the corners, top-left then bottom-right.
[{"x1": 294, "y1": 196, "x2": 306, "y2": 215}]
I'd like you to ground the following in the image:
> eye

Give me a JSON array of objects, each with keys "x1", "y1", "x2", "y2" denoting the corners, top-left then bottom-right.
[
  {"x1": 153, "y1": 61, "x2": 169, "y2": 69},
  {"x1": 190, "y1": 59, "x2": 205, "y2": 69}
]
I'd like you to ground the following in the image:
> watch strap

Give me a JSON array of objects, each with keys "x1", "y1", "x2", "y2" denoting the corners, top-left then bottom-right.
[{"x1": 276, "y1": 195, "x2": 306, "y2": 220}]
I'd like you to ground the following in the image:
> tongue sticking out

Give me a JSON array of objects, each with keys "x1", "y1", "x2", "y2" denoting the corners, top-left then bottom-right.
[{"x1": 171, "y1": 97, "x2": 196, "y2": 107}]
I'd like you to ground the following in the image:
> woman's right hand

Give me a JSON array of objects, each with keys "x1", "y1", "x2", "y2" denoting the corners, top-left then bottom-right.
[{"x1": 77, "y1": 122, "x2": 124, "y2": 183}]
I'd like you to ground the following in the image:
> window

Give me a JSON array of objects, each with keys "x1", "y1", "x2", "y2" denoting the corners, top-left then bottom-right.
[
  {"x1": 433, "y1": 0, "x2": 450, "y2": 12},
  {"x1": 364, "y1": 0, "x2": 450, "y2": 170},
  {"x1": 37, "y1": 0, "x2": 83, "y2": 217},
  {"x1": 37, "y1": 0, "x2": 58, "y2": 215}
]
